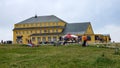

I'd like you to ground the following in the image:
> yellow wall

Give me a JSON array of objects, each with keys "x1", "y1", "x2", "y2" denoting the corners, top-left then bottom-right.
[
  {"x1": 14, "y1": 22, "x2": 66, "y2": 28},
  {"x1": 85, "y1": 24, "x2": 94, "y2": 34},
  {"x1": 84, "y1": 24, "x2": 95, "y2": 43},
  {"x1": 31, "y1": 35, "x2": 60, "y2": 44},
  {"x1": 13, "y1": 21, "x2": 66, "y2": 44},
  {"x1": 94, "y1": 34, "x2": 111, "y2": 43}
]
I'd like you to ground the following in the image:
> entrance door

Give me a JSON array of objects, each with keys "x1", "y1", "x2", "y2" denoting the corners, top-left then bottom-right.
[
  {"x1": 42, "y1": 37, "x2": 46, "y2": 42},
  {"x1": 37, "y1": 37, "x2": 41, "y2": 44},
  {"x1": 16, "y1": 36, "x2": 23, "y2": 44}
]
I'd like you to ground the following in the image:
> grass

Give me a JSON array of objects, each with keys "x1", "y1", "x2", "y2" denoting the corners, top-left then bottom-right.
[{"x1": 0, "y1": 44, "x2": 120, "y2": 68}]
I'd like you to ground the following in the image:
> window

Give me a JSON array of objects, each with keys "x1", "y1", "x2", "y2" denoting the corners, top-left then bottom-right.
[
  {"x1": 54, "y1": 29, "x2": 56, "y2": 32},
  {"x1": 26, "y1": 24, "x2": 29, "y2": 27},
  {"x1": 32, "y1": 37, "x2": 35, "y2": 41},
  {"x1": 39, "y1": 23, "x2": 41, "y2": 27},
  {"x1": 56, "y1": 23, "x2": 58, "y2": 26},
  {"x1": 19, "y1": 32, "x2": 21, "y2": 34},
  {"x1": 48, "y1": 29, "x2": 50, "y2": 33},
  {"x1": 37, "y1": 37, "x2": 41, "y2": 44},
  {"x1": 22, "y1": 31, "x2": 24, "y2": 34},
  {"x1": 31, "y1": 24, "x2": 33, "y2": 27},
  {"x1": 36, "y1": 24, "x2": 38, "y2": 26},
  {"x1": 42, "y1": 30, "x2": 44, "y2": 33},
  {"x1": 46, "y1": 23, "x2": 48, "y2": 26},
  {"x1": 43, "y1": 23, "x2": 45, "y2": 26},
  {"x1": 33, "y1": 24, "x2": 35, "y2": 27},
  {"x1": 16, "y1": 31, "x2": 18, "y2": 34},
  {"x1": 39, "y1": 23, "x2": 42, "y2": 27},
  {"x1": 59, "y1": 36, "x2": 63, "y2": 41},
  {"x1": 23, "y1": 24, "x2": 25, "y2": 27},
  {"x1": 31, "y1": 31, "x2": 32, "y2": 33},
  {"x1": 44, "y1": 30, "x2": 47, "y2": 33},
  {"x1": 54, "y1": 23, "x2": 56, "y2": 26},
  {"x1": 35, "y1": 30, "x2": 37, "y2": 33},
  {"x1": 18, "y1": 25, "x2": 20, "y2": 27},
  {"x1": 48, "y1": 37, "x2": 51, "y2": 42},
  {"x1": 58, "y1": 22, "x2": 60, "y2": 26},
  {"x1": 53, "y1": 36, "x2": 57, "y2": 41},
  {"x1": 52, "y1": 29, "x2": 54, "y2": 33},
  {"x1": 56, "y1": 29, "x2": 58, "y2": 33},
  {"x1": 26, "y1": 31, "x2": 29, "y2": 34},
  {"x1": 42, "y1": 37, "x2": 46, "y2": 42},
  {"x1": 37, "y1": 30, "x2": 39, "y2": 33},
  {"x1": 38, "y1": 23, "x2": 40, "y2": 27},
  {"x1": 53, "y1": 23, "x2": 55, "y2": 26},
  {"x1": 28, "y1": 24, "x2": 30, "y2": 27},
  {"x1": 42, "y1": 23, "x2": 44, "y2": 26},
  {"x1": 95, "y1": 35, "x2": 99, "y2": 40},
  {"x1": 37, "y1": 37, "x2": 41, "y2": 42},
  {"x1": 48, "y1": 23, "x2": 51, "y2": 26},
  {"x1": 44, "y1": 23, "x2": 46, "y2": 26},
  {"x1": 87, "y1": 36, "x2": 91, "y2": 41},
  {"x1": 39, "y1": 30, "x2": 42, "y2": 33}
]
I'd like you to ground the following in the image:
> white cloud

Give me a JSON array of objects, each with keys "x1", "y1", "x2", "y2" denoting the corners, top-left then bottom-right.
[
  {"x1": 0, "y1": 0, "x2": 120, "y2": 42},
  {"x1": 0, "y1": 29, "x2": 13, "y2": 41},
  {"x1": 95, "y1": 24, "x2": 120, "y2": 42}
]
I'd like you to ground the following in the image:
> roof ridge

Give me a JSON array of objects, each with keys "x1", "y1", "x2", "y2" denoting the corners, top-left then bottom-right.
[
  {"x1": 53, "y1": 15, "x2": 67, "y2": 23},
  {"x1": 16, "y1": 15, "x2": 66, "y2": 24},
  {"x1": 68, "y1": 22, "x2": 90, "y2": 24},
  {"x1": 32, "y1": 15, "x2": 55, "y2": 18}
]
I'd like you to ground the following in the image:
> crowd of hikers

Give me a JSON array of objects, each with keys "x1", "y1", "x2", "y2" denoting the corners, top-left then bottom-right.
[
  {"x1": 1, "y1": 34, "x2": 109, "y2": 47},
  {"x1": 25, "y1": 35, "x2": 88, "y2": 47},
  {"x1": 0, "y1": 40, "x2": 12, "y2": 44},
  {"x1": 0, "y1": 35, "x2": 88, "y2": 47}
]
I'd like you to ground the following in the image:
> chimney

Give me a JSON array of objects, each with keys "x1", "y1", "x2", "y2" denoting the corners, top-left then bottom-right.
[{"x1": 35, "y1": 14, "x2": 37, "y2": 18}]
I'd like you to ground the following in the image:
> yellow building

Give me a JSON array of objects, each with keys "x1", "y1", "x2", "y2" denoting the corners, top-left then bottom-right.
[
  {"x1": 95, "y1": 34, "x2": 111, "y2": 43},
  {"x1": 13, "y1": 15, "x2": 111, "y2": 44}
]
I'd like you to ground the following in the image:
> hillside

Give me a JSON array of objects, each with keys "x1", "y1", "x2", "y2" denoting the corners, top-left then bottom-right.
[{"x1": 0, "y1": 44, "x2": 120, "y2": 68}]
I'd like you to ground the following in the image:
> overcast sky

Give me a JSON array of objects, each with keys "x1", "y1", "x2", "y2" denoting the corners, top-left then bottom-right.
[{"x1": 0, "y1": 0, "x2": 120, "y2": 42}]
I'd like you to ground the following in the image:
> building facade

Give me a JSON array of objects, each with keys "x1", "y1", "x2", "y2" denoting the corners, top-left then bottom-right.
[{"x1": 13, "y1": 15, "x2": 111, "y2": 44}]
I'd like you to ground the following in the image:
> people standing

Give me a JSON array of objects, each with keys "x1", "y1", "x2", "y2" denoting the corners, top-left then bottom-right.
[
  {"x1": 1, "y1": 40, "x2": 3, "y2": 44},
  {"x1": 82, "y1": 35, "x2": 87, "y2": 47}
]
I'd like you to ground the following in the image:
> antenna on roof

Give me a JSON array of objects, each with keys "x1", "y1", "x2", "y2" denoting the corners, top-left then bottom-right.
[{"x1": 34, "y1": 14, "x2": 37, "y2": 18}]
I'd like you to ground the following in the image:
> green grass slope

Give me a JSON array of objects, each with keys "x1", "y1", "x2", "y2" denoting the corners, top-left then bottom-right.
[{"x1": 0, "y1": 44, "x2": 120, "y2": 68}]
